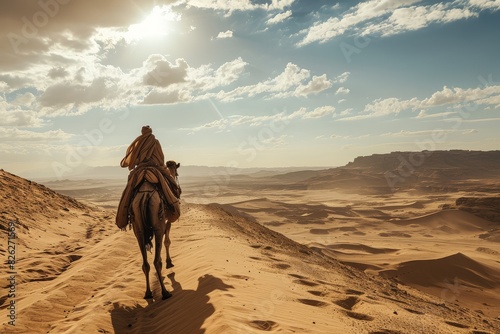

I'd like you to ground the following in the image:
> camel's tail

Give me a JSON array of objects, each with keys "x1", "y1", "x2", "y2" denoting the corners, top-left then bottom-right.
[{"x1": 137, "y1": 191, "x2": 154, "y2": 252}]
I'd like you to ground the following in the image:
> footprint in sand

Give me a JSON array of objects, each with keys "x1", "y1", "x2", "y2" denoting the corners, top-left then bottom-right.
[
  {"x1": 334, "y1": 296, "x2": 360, "y2": 311},
  {"x1": 288, "y1": 273, "x2": 307, "y2": 279},
  {"x1": 248, "y1": 320, "x2": 278, "y2": 331},
  {"x1": 293, "y1": 279, "x2": 320, "y2": 287},
  {"x1": 403, "y1": 308, "x2": 424, "y2": 315},
  {"x1": 273, "y1": 263, "x2": 291, "y2": 270},
  {"x1": 378, "y1": 231, "x2": 411, "y2": 238},
  {"x1": 344, "y1": 311, "x2": 374, "y2": 321},
  {"x1": 230, "y1": 274, "x2": 252, "y2": 281},
  {"x1": 68, "y1": 254, "x2": 82, "y2": 262},
  {"x1": 307, "y1": 290, "x2": 327, "y2": 297},
  {"x1": 297, "y1": 299, "x2": 329, "y2": 307},
  {"x1": 336, "y1": 293, "x2": 375, "y2": 322},
  {"x1": 444, "y1": 320, "x2": 469, "y2": 329},
  {"x1": 369, "y1": 330, "x2": 404, "y2": 334},
  {"x1": 345, "y1": 289, "x2": 364, "y2": 296}
]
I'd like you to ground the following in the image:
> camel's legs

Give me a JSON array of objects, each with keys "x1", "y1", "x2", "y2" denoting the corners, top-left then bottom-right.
[
  {"x1": 134, "y1": 228, "x2": 152, "y2": 299},
  {"x1": 132, "y1": 183, "x2": 173, "y2": 300},
  {"x1": 164, "y1": 221, "x2": 174, "y2": 268},
  {"x1": 154, "y1": 228, "x2": 172, "y2": 300},
  {"x1": 132, "y1": 191, "x2": 153, "y2": 299},
  {"x1": 150, "y1": 197, "x2": 172, "y2": 300}
]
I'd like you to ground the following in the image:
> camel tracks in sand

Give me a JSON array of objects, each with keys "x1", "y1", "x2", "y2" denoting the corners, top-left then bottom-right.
[
  {"x1": 288, "y1": 273, "x2": 307, "y2": 279},
  {"x1": 344, "y1": 310, "x2": 374, "y2": 321},
  {"x1": 345, "y1": 288, "x2": 365, "y2": 296},
  {"x1": 378, "y1": 231, "x2": 411, "y2": 238},
  {"x1": 68, "y1": 254, "x2": 82, "y2": 262},
  {"x1": 230, "y1": 274, "x2": 252, "y2": 281},
  {"x1": 444, "y1": 320, "x2": 470, "y2": 329},
  {"x1": 307, "y1": 290, "x2": 327, "y2": 297},
  {"x1": 248, "y1": 320, "x2": 278, "y2": 331},
  {"x1": 297, "y1": 299, "x2": 329, "y2": 307},
  {"x1": 273, "y1": 263, "x2": 291, "y2": 270},
  {"x1": 334, "y1": 296, "x2": 360, "y2": 310},
  {"x1": 293, "y1": 279, "x2": 320, "y2": 287},
  {"x1": 403, "y1": 307, "x2": 424, "y2": 315},
  {"x1": 476, "y1": 247, "x2": 499, "y2": 255}
]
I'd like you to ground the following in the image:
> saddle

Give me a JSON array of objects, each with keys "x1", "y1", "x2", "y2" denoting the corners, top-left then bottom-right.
[{"x1": 116, "y1": 161, "x2": 181, "y2": 229}]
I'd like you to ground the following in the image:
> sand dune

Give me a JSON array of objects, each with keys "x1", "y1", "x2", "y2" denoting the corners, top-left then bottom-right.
[
  {"x1": 0, "y1": 200, "x2": 482, "y2": 333},
  {"x1": 389, "y1": 210, "x2": 495, "y2": 233},
  {"x1": 186, "y1": 154, "x2": 500, "y2": 321},
  {"x1": 2, "y1": 150, "x2": 500, "y2": 333},
  {"x1": 380, "y1": 252, "x2": 500, "y2": 289}
]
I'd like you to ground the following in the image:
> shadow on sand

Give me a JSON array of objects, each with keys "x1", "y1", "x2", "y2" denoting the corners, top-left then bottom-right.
[{"x1": 111, "y1": 273, "x2": 233, "y2": 334}]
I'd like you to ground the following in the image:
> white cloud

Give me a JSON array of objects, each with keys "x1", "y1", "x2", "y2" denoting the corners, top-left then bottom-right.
[
  {"x1": 0, "y1": 110, "x2": 44, "y2": 127},
  {"x1": 189, "y1": 57, "x2": 248, "y2": 91},
  {"x1": 0, "y1": 94, "x2": 44, "y2": 127},
  {"x1": 267, "y1": 10, "x2": 292, "y2": 25},
  {"x1": 182, "y1": 105, "x2": 336, "y2": 131},
  {"x1": 416, "y1": 110, "x2": 457, "y2": 119},
  {"x1": 364, "y1": 97, "x2": 421, "y2": 116},
  {"x1": 302, "y1": 106, "x2": 336, "y2": 119},
  {"x1": 363, "y1": 4, "x2": 477, "y2": 37},
  {"x1": 338, "y1": 108, "x2": 353, "y2": 116},
  {"x1": 335, "y1": 87, "x2": 350, "y2": 95},
  {"x1": 216, "y1": 30, "x2": 234, "y2": 39},
  {"x1": 207, "y1": 63, "x2": 332, "y2": 102},
  {"x1": 294, "y1": 74, "x2": 332, "y2": 97},
  {"x1": 422, "y1": 85, "x2": 500, "y2": 107},
  {"x1": 354, "y1": 84, "x2": 500, "y2": 119},
  {"x1": 142, "y1": 57, "x2": 248, "y2": 104},
  {"x1": 142, "y1": 89, "x2": 192, "y2": 105},
  {"x1": 297, "y1": 0, "x2": 497, "y2": 46},
  {"x1": 0, "y1": 128, "x2": 73, "y2": 141},
  {"x1": 38, "y1": 77, "x2": 122, "y2": 114},
  {"x1": 143, "y1": 56, "x2": 188, "y2": 87},
  {"x1": 333, "y1": 72, "x2": 350, "y2": 84},
  {"x1": 469, "y1": 0, "x2": 500, "y2": 10},
  {"x1": 181, "y1": 0, "x2": 295, "y2": 14},
  {"x1": 297, "y1": 0, "x2": 420, "y2": 46}
]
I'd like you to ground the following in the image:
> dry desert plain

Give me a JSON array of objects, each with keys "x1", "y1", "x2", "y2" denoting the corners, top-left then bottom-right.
[{"x1": 1, "y1": 150, "x2": 500, "y2": 333}]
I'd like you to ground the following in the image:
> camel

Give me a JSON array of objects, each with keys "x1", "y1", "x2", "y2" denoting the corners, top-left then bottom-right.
[
  {"x1": 130, "y1": 160, "x2": 180, "y2": 300},
  {"x1": 164, "y1": 160, "x2": 181, "y2": 269}
]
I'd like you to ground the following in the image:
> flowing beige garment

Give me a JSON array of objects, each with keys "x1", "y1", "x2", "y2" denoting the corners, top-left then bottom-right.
[{"x1": 116, "y1": 126, "x2": 180, "y2": 229}]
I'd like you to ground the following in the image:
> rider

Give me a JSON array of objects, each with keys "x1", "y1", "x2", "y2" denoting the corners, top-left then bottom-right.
[{"x1": 116, "y1": 126, "x2": 180, "y2": 229}]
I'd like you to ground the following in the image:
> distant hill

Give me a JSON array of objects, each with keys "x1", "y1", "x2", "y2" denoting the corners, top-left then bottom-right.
[
  {"x1": 274, "y1": 150, "x2": 500, "y2": 194},
  {"x1": 34, "y1": 164, "x2": 327, "y2": 181},
  {"x1": 345, "y1": 150, "x2": 500, "y2": 176}
]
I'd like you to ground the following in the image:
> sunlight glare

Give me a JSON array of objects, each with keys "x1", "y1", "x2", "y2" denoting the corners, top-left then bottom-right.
[{"x1": 127, "y1": 6, "x2": 178, "y2": 41}]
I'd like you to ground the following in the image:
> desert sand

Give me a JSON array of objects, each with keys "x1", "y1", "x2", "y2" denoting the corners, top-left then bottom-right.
[{"x1": 1, "y1": 150, "x2": 500, "y2": 333}]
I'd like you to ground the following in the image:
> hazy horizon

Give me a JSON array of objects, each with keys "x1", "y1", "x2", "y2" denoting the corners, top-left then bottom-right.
[{"x1": 2, "y1": 0, "x2": 500, "y2": 179}]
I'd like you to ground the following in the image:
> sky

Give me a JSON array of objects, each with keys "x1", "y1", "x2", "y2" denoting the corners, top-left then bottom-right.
[{"x1": 1, "y1": 0, "x2": 500, "y2": 179}]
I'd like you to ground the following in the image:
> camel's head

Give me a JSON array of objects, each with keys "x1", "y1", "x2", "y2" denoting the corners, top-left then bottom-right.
[{"x1": 166, "y1": 160, "x2": 180, "y2": 176}]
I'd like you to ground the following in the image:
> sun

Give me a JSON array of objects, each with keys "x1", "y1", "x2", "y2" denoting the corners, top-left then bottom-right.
[{"x1": 127, "y1": 6, "x2": 178, "y2": 41}]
